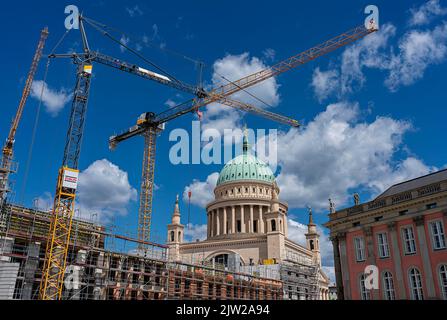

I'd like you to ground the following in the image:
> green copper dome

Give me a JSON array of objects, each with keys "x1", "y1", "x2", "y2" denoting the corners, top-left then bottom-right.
[{"x1": 216, "y1": 133, "x2": 275, "y2": 186}]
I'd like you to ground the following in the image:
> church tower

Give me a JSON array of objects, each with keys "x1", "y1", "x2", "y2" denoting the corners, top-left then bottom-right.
[
  {"x1": 167, "y1": 195, "x2": 184, "y2": 261},
  {"x1": 305, "y1": 207, "x2": 321, "y2": 266},
  {"x1": 265, "y1": 183, "x2": 287, "y2": 262}
]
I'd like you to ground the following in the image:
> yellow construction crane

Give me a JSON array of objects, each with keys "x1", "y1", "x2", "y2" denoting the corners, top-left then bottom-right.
[
  {"x1": 39, "y1": 12, "x2": 377, "y2": 299},
  {"x1": 109, "y1": 23, "x2": 379, "y2": 247},
  {"x1": 0, "y1": 27, "x2": 49, "y2": 205}
]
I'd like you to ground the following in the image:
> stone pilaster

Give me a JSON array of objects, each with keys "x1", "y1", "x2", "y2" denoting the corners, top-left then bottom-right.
[
  {"x1": 413, "y1": 215, "x2": 436, "y2": 299},
  {"x1": 387, "y1": 222, "x2": 406, "y2": 299}
]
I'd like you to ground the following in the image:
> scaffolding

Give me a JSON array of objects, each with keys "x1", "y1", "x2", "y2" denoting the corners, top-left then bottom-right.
[{"x1": 0, "y1": 203, "x2": 283, "y2": 300}]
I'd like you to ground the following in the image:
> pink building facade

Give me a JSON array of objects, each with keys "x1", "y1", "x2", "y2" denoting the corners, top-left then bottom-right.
[{"x1": 325, "y1": 170, "x2": 447, "y2": 300}]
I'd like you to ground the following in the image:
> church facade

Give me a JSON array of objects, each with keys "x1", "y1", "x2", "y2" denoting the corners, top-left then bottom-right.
[{"x1": 166, "y1": 134, "x2": 330, "y2": 299}]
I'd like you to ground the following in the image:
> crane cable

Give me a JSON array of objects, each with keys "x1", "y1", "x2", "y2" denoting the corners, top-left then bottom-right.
[
  {"x1": 82, "y1": 17, "x2": 184, "y2": 85},
  {"x1": 214, "y1": 72, "x2": 274, "y2": 109},
  {"x1": 19, "y1": 29, "x2": 71, "y2": 204},
  {"x1": 82, "y1": 16, "x2": 204, "y2": 66}
]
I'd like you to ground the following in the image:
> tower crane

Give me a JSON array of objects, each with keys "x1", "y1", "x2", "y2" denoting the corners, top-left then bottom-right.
[
  {"x1": 109, "y1": 23, "x2": 379, "y2": 247},
  {"x1": 109, "y1": 101, "x2": 300, "y2": 248},
  {"x1": 39, "y1": 11, "x2": 377, "y2": 299},
  {"x1": 0, "y1": 27, "x2": 48, "y2": 205}
]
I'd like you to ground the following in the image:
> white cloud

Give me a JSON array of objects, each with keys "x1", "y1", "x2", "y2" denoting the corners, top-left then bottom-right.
[
  {"x1": 34, "y1": 191, "x2": 53, "y2": 211},
  {"x1": 311, "y1": 67, "x2": 339, "y2": 102},
  {"x1": 339, "y1": 23, "x2": 396, "y2": 95},
  {"x1": 311, "y1": 18, "x2": 447, "y2": 97},
  {"x1": 183, "y1": 172, "x2": 219, "y2": 208},
  {"x1": 203, "y1": 53, "x2": 280, "y2": 133},
  {"x1": 261, "y1": 102, "x2": 435, "y2": 210},
  {"x1": 30, "y1": 80, "x2": 72, "y2": 117},
  {"x1": 126, "y1": 5, "x2": 143, "y2": 17},
  {"x1": 262, "y1": 48, "x2": 276, "y2": 61},
  {"x1": 212, "y1": 53, "x2": 280, "y2": 108},
  {"x1": 76, "y1": 159, "x2": 137, "y2": 223},
  {"x1": 386, "y1": 22, "x2": 447, "y2": 91},
  {"x1": 164, "y1": 98, "x2": 177, "y2": 108},
  {"x1": 184, "y1": 223, "x2": 207, "y2": 241},
  {"x1": 409, "y1": 0, "x2": 447, "y2": 26},
  {"x1": 119, "y1": 34, "x2": 130, "y2": 53},
  {"x1": 152, "y1": 24, "x2": 160, "y2": 41},
  {"x1": 321, "y1": 266, "x2": 335, "y2": 285}
]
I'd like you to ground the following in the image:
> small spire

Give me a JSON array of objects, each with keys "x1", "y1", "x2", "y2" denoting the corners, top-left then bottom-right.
[
  {"x1": 174, "y1": 194, "x2": 180, "y2": 213},
  {"x1": 307, "y1": 205, "x2": 315, "y2": 225},
  {"x1": 242, "y1": 125, "x2": 249, "y2": 154},
  {"x1": 171, "y1": 194, "x2": 181, "y2": 224}
]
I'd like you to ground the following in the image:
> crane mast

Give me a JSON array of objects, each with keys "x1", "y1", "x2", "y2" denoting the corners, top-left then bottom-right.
[
  {"x1": 0, "y1": 27, "x2": 48, "y2": 205},
  {"x1": 39, "y1": 18, "x2": 93, "y2": 300},
  {"x1": 39, "y1": 12, "x2": 377, "y2": 299},
  {"x1": 109, "y1": 23, "x2": 377, "y2": 249}
]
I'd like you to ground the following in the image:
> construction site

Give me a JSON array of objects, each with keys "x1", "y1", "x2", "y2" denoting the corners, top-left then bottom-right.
[{"x1": 0, "y1": 7, "x2": 378, "y2": 300}]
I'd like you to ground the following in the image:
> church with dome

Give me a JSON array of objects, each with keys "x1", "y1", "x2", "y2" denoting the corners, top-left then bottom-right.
[{"x1": 166, "y1": 132, "x2": 330, "y2": 300}]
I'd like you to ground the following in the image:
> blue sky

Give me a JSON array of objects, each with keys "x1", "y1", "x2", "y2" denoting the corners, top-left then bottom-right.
[{"x1": 1, "y1": 1, "x2": 447, "y2": 276}]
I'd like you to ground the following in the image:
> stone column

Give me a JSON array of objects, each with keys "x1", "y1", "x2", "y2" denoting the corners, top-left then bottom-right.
[
  {"x1": 231, "y1": 206, "x2": 236, "y2": 234},
  {"x1": 216, "y1": 209, "x2": 220, "y2": 236},
  {"x1": 249, "y1": 205, "x2": 254, "y2": 233},
  {"x1": 241, "y1": 205, "x2": 245, "y2": 233},
  {"x1": 207, "y1": 212, "x2": 210, "y2": 238},
  {"x1": 210, "y1": 211, "x2": 214, "y2": 237},
  {"x1": 331, "y1": 235, "x2": 344, "y2": 300},
  {"x1": 259, "y1": 205, "x2": 264, "y2": 233},
  {"x1": 387, "y1": 222, "x2": 406, "y2": 299},
  {"x1": 338, "y1": 233, "x2": 351, "y2": 300},
  {"x1": 223, "y1": 207, "x2": 227, "y2": 235},
  {"x1": 413, "y1": 215, "x2": 436, "y2": 299}
]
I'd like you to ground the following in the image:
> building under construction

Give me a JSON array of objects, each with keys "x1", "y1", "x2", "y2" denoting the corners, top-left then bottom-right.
[
  {"x1": 0, "y1": 204, "x2": 283, "y2": 300},
  {"x1": 0, "y1": 11, "x2": 378, "y2": 300}
]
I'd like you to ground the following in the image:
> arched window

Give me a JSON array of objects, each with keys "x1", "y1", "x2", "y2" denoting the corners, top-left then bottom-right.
[
  {"x1": 408, "y1": 268, "x2": 424, "y2": 300},
  {"x1": 170, "y1": 231, "x2": 174, "y2": 242},
  {"x1": 213, "y1": 254, "x2": 229, "y2": 269},
  {"x1": 439, "y1": 264, "x2": 447, "y2": 300},
  {"x1": 359, "y1": 274, "x2": 371, "y2": 300},
  {"x1": 309, "y1": 240, "x2": 315, "y2": 251},
  {"x1": 178, "y1": 231, "x2": 182, "y2": 242},
  {"x1": 271, "y1": 219, "x2": 276, "y2": 232},
  {"x1": 382, "y1": 271, "x2": 395, "y2": 300}
]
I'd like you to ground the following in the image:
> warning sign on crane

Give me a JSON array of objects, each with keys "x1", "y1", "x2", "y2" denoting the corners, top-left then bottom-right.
[{"x1": 62, "y1": 167, "x2": 79, "y2": 190}]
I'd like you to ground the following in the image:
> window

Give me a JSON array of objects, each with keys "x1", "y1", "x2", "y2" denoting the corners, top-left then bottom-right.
[
  {"x1": 377, "y1": 233, "x2": 390, "y2": 258},
  {"x1": 430, "y1": 220, "x2": 446, "y2": 250},
  {"x1": 382, "y1": 271, "x2": 395, "y2": 300},
  {"x1": 214, "y1": 254, "x2": 229, "y2": 268},
  {"x1": 170, "y1": 231, "x2": 174, "y2": 242},
  {"x1": 253, "y1": 220, "x2": 258, "y2": 233},
  {"x1": 237, "y1": 220, "x2": 241, "y2": 233},
  {"x1": 359, "y1": 274, "x2": 371, "y2": 300},
  {"x1": 354, "y1": 237, "x2": 366, "y2": 262},
  {"x1": 399, "y1": 209, "x2": 409, "y2": 216},
  {"x1": 402, "y1": 226, "x2": 417, "y2": 254},
  {"x1": 439, "y1": 265, "x2": 447, "y2": 300},
  {"x1": 352, "y1": 222, "x2": 360, "y2": 227},
  {"x1": 271, "y1": 220, "x2": 276, "y2": 232},
  {"x1": 408, "y1": 268, "x2": 424, "y2": 300},
  {"x1": 426, "y1": 203, "x2": 437, "y2": 210}
]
